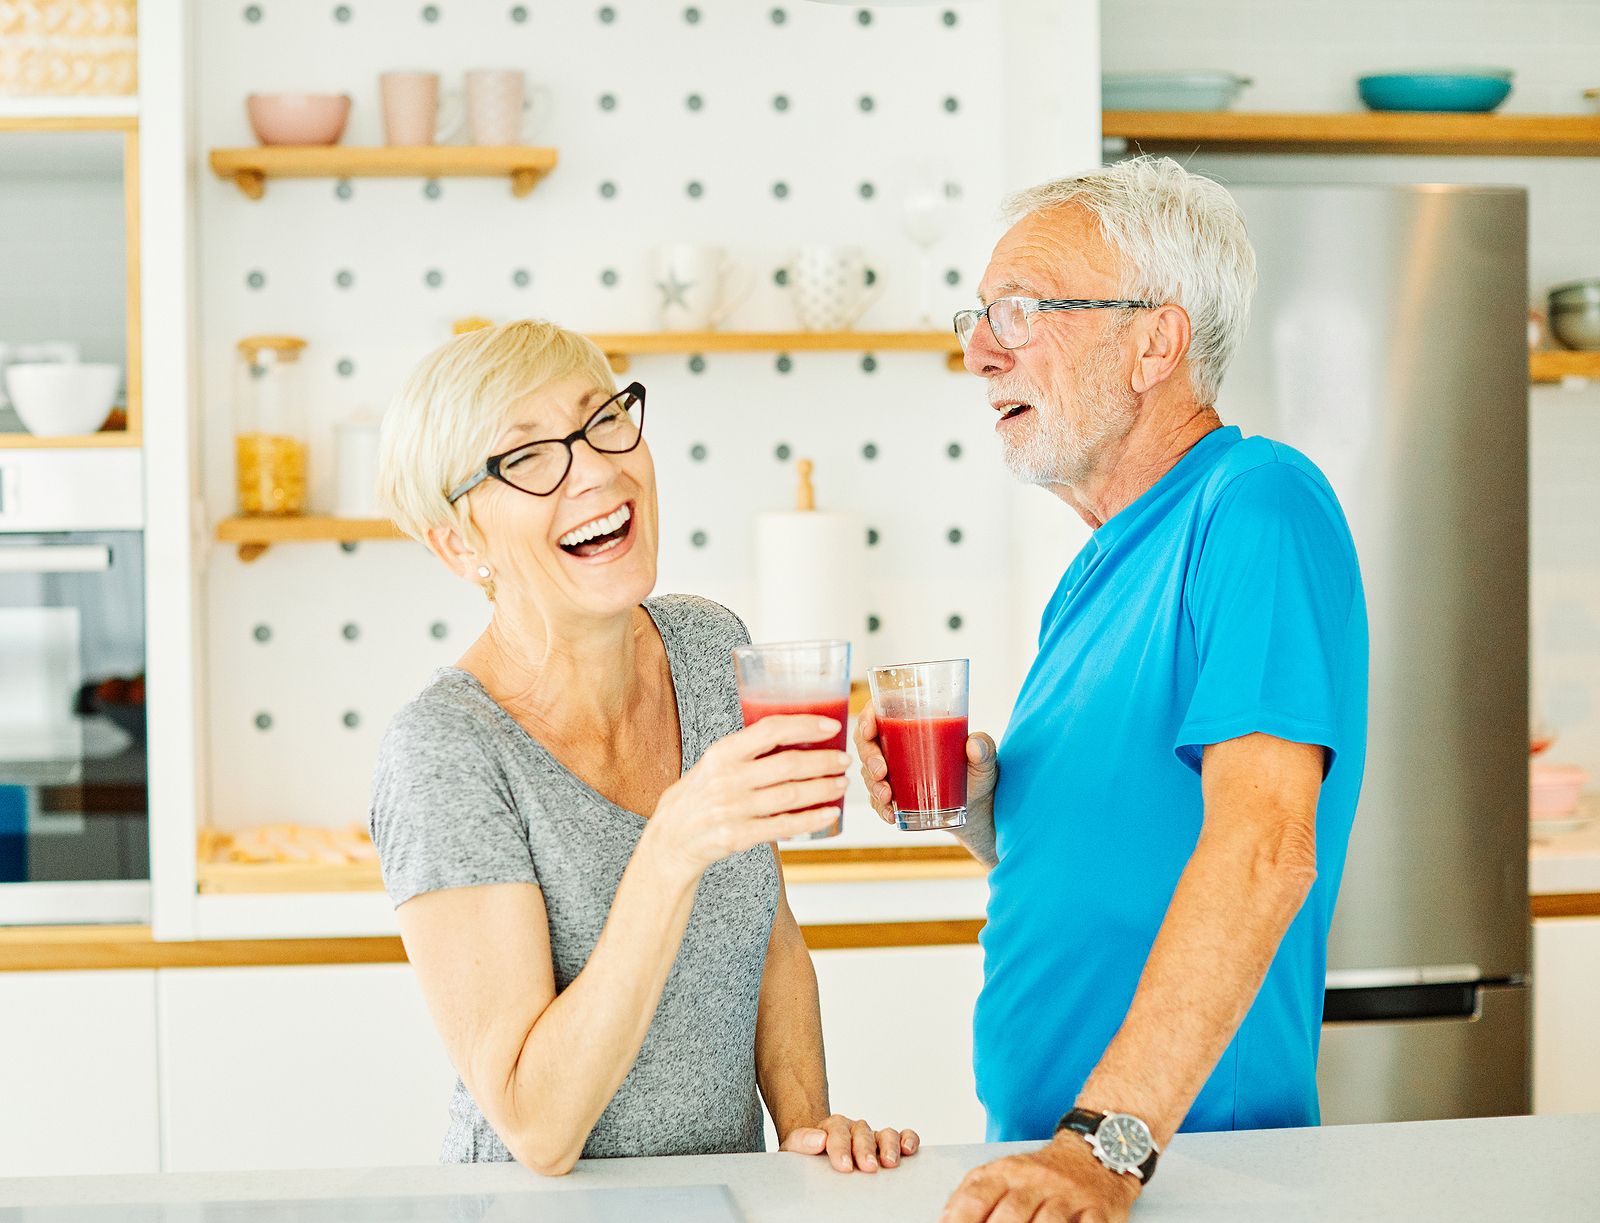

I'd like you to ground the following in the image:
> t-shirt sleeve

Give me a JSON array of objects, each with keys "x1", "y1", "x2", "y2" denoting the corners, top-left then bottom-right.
[
  {"x1": 1175, "y1": 462, "x2": 1359, "y2": 775},
  {"x1": 369, "y1": 698, "x2": 539, "y2": 908}
]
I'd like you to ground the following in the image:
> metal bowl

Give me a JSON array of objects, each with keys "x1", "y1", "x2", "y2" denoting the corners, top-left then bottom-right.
[{"x1": 1549, "y1": 281, "x2": 1600, "y2": 350}]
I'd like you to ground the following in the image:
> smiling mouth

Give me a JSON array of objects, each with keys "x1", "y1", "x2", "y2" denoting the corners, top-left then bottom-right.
[
  {"x1": 558, "y1": 502, "x2": 634, "y2": 558},
  {"x1": 996, "y1": 403, "x2": 1033, "y2": 423}
]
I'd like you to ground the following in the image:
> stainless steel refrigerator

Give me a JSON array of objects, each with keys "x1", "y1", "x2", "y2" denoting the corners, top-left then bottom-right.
[{"x1": 1219, "y1": 184, "x2": 1530, "y2": 1124}]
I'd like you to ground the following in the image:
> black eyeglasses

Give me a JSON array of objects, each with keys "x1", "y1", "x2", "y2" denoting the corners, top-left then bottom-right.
[
  {"x1": 953, "y1": 295, "x2": 1160, "y2": 352},
  {"x1": 447, "y1": 382, "x2": 647, "y2": 502}
]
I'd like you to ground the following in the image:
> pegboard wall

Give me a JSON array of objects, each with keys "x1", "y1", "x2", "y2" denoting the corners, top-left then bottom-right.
[{"x1": 196, "y1": 1, "x2": 1037, "y2": 832}]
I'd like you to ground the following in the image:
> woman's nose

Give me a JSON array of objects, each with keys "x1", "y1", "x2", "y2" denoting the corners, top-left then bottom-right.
[{"x1": 562, "y1": 436, "x2": 620, "y2": 498}]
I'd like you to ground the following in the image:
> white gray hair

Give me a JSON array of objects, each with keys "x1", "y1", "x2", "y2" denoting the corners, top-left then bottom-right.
[{"x1": 1002, "y1": 155, "x2": 1257, "y2": 406}]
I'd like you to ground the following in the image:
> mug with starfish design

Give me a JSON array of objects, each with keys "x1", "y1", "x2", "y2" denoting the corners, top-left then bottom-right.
[{"x1": 652, "y1": 245, "x2": 753, "y2": 332}]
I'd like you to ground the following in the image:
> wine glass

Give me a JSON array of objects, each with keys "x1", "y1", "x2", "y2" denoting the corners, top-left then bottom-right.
[{"x1": 899, "y1": 162, "x2": 962, "y2": 327}]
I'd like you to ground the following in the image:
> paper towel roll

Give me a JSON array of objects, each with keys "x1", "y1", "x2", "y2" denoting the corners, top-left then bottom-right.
[
  {"x1": 334, "y1": 414, "x2": 382, "y2": 518},
  {"x1": 755, "y1": 510, "x2": 867, "y2": 673}
]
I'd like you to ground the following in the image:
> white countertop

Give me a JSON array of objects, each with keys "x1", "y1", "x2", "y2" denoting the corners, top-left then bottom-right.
[
  {"x1": 1529, "y1": 803, "x2": 1600, "y2": 896},
  {"x1": 3, "y1": 1114, "x2": 1597, "y2": 1221}
]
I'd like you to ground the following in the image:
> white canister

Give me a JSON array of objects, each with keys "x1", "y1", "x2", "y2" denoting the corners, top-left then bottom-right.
[{"x1": 333, "y1": 413, "x2": 383, "y2": 518}]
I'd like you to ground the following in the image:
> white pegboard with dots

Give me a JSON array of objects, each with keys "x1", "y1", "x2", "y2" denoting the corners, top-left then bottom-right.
[{"x1": 196, "y1": 1, "x2": 1041, "y2": 835}]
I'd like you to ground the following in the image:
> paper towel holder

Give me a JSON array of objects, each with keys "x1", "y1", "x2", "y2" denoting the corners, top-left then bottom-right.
[{"x1": 795, "y1": 458, "x2": 816, "y2": 512}]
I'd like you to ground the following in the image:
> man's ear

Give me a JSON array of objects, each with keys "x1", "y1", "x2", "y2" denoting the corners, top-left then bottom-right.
[{"x1": 1130, "y1": 303, "x2": 1192, "y2": 395}]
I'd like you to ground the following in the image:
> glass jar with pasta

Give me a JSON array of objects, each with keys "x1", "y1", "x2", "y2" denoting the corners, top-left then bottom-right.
[{"x1": 234, "y1": 335, "x2": 309, "y2": 516}]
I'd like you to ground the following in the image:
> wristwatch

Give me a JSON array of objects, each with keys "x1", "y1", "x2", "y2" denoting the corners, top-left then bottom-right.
[{"x1": 1055, "y1": 1107, "x2": 1160, "y2": 1186}]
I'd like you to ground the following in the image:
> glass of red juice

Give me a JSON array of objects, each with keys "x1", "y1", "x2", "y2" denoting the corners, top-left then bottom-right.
[
  {"x1": 731, "y1": 639, "x2": 852, "y2": 841},
  {"x1": 868, "y1": 658, "x2": 969, "y2": 832}
]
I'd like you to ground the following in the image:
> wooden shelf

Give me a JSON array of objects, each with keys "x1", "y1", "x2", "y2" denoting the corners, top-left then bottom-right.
[
  {"x1": 1530, "y1": 350, "x2": 1600, "y2": 384},
  {"x1": 0, "y1": 430, "x2": 138, "y2": 449},
  {"x1": 1104, "y1": 110, "x2": 1600, "y2": 156},
  {"x1": 589, "y1": 331, "x2": 966, "y2": 373},
  {"x1": 209, "y1": 145, "x2": 558, "y2": 199},
  {"x1": 215, "y1": 515, "x2": 406, "y2": 563},
  {"x1": 195, "y1": 838, "x2": 979, "y2": 896},
  {"x1": 0, "y1": 918, "x2": 983, "y2": 970}
]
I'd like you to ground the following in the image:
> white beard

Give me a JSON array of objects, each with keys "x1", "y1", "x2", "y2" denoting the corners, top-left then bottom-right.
[{"x1": 1000, "y1": 339, "x2": 1139, "y2": 488}]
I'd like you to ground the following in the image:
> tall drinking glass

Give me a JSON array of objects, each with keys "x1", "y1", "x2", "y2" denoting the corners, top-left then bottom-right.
[
  {"x1": 732, "y1": 640, "x2": 852, "y2": 841},
  {"x1": 868, "y1": 658, "x2": 969, "y2": 832}
]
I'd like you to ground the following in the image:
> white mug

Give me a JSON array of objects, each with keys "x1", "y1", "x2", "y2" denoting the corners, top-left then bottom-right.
[
  {"x1": 785, "y1": 247, "x2": 885, "y2": 331},
  {"x1": 653, "y1": 245, "x2": 754, "y2": 332},
  {"x1": 465, "y1": 69, "x2": 552, "y2": 145}
]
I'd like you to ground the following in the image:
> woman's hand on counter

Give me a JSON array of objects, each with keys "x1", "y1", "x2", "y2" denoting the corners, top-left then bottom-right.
[
  {"x1": 780, "y1": 1115, "x2": 920, "y2": 1173},
  {"x1": 644, "y1": 716, "x2": 848, "y2": 878}
]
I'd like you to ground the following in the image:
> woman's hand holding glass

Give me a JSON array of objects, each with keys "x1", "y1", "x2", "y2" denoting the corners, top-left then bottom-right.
[
  {"x1": 645, "y1": 716, "x2": 848, "y2": 876},
  {"x1": 780, "y1": 1114, "x2": 921, "y2": 1173}
]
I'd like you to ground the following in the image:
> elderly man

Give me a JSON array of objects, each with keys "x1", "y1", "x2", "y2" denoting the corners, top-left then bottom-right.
[{"x1": 857, "y1": 155, "x2": 1368, "y2": 1223}]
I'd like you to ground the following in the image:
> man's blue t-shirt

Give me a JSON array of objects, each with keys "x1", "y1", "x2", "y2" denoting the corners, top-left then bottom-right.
[{"x1": 974, "y1": 425, "x2": 1368, "y2": 1139}]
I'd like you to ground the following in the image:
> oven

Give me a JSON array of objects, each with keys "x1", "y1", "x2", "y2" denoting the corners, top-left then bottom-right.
[{"x1": 0, "y1": 450, "x2": 147, "y2": 923}]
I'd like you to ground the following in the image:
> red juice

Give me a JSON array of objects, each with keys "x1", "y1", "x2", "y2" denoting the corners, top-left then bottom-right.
[
  {"x1": 877, "y1": 715, "x2": 968, "y2": 814},
  {"x1": 740, "y1": 695, "x2": 850, "y2": 755},
  {"x1": 740, "y1": 694, "x2": 850, "y2": 820}
]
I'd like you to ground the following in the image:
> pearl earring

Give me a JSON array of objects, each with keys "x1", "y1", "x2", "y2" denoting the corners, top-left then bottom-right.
[{"x1": 475, "y1": 565, "x2": 492, "y2": 580}]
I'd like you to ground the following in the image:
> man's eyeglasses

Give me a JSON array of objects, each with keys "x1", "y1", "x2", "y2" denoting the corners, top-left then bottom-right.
[
  {"x1": 953, "y1": 296, "x2": 1160, "y2": 352},
  {"x1": 447, "y1": 382, "x2": 647, "y2": 503}
]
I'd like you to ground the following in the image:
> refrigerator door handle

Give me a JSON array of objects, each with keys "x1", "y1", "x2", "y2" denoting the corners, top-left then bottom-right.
[
  {"x1": 1323, "y1": 978, "x2": 1524, "y2": 1025},
  {"x1": 1325, "y1": 964, "x2": 1482, "y2": 991}
]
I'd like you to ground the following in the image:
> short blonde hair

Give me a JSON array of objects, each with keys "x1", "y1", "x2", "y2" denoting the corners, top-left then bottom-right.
[
  {"x1": 377, "y1": 319, "x2": 616, "y2": 541},
  {"x1": 1003, "y1": 155, "x2": 1257, "y2": 406}
]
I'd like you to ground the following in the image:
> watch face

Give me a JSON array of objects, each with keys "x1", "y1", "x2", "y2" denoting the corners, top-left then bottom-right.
[{"x1": 1097, "y1": 1115, "x2": 1154, "y2": 1169}]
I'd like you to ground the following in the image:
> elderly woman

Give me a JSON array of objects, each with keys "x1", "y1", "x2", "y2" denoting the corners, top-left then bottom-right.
[{"x1": 369, "y1": 320, "x2": 915, "y2": 1177}]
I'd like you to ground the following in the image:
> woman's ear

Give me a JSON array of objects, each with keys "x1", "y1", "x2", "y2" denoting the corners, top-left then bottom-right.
[{"x1": 424, "y1": 520, "x2": 481, "y2": 582}]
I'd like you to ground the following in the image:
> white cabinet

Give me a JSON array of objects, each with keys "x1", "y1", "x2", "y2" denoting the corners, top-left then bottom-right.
[
  {"x1": 1534, "y1": 917, "x2": 1600, "y2": 1115},
  {"x1": 157, "y1": 963, "x2": 458, "y2": 1172},
  {"x1": 805, "y1": 945, "x2": 987, "y2": 1146},
  {"x1": 0, "y1": 970, "x2": 160, "y2": 1176}
]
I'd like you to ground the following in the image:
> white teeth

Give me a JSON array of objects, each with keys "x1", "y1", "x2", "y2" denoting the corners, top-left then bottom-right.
[{"x1": 559, "y1": 504, "x2": 631, "y2": 549}]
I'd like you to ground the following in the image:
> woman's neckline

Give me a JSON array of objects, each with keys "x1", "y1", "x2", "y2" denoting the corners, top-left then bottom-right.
[{"x1": 440, "y1": 598, "x2": 691, "y2": 824}]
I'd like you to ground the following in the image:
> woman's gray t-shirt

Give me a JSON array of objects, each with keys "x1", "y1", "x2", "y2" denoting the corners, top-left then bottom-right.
[{"x1": 369, "y1": 594, "x2": 779, "y2": 1163}]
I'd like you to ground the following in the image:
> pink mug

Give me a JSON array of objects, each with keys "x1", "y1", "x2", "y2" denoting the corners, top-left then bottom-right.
[{"x1": 379, "y1": 70, "x2": 463, "y2": 146}]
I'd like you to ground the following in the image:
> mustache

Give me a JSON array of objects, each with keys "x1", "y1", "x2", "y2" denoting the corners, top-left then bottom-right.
[{"x1": 987, "y1": 382, "x2": 1044, "y2": 406}]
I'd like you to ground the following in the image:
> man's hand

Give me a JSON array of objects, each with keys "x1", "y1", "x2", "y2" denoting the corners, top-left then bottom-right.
[
  {"x1": 780, "y1": 1114, "x2": 920, "y2": 1173},
  {"x1": 940, "y1": 1135, "x2": 1141, "y2": 1223},
  {"x1": 856, "y1": 702, "x2": 999, "y2": 827}
]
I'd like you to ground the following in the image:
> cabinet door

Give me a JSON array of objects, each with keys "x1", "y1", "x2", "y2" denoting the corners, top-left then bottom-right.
[
  {"x1": 803, "y1": 944, "x2": 986, "y2": 1145},
  {"x1": 0, "y1": 970, "x2": 160, "y2": 1176},
  {"x1": 1534, "y1": 917, "x2": 1600, "y2": 1115},
  {"x1": 157, "y1": 963, "x2": 458, "y2": 1171}
]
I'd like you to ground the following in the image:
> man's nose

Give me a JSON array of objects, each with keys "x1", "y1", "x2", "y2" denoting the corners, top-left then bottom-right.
[{"x1": 962, "y1": 315, "x2": 1014, "y2": 378}]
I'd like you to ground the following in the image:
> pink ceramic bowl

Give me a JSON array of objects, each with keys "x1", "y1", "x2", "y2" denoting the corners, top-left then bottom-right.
[
  {"x1": 1531, "y1": 763, "x2": 1588, "y2": 820},
  {"x1": 246, "y1": 93, "x2": 352, "y2": 146}
]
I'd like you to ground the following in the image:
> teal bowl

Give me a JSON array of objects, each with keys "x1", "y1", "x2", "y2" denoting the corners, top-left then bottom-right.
[{"x1": 1358, "y1": 71, "x2": 1513, "y2": 113}]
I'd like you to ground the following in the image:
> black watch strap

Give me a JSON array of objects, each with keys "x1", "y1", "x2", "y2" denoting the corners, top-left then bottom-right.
[
  {"x1": 1054, "y1": 1107, "x2": 1159, "y2": 1186},
  {"x1": 1056, "y1": 1107, "x2": 1104, "y2": 1138}
]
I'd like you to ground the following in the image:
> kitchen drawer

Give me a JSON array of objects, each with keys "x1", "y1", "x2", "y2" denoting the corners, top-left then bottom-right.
[
  {"x1": 156, "y1": 963, "x2": 457, "y2": 1172},
  {"x1": 0, "y1": 969, "x2": 159, "y2": 1175}
]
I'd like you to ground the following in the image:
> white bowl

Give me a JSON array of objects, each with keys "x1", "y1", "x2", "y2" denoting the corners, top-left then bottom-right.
[{"x1": 6, "y1": 363, "x2": 121, "y2": 437}]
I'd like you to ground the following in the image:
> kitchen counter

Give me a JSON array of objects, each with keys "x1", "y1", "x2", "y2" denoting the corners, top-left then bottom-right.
[
  {"x1": 2, "y1": 1114, "x2": 1596, "y2": 1221},
  {"x1": 1530, "y1": 808, "x2": 1600, "y2": 906}
]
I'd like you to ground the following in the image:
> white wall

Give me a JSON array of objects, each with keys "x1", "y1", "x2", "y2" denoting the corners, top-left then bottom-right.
[
  {"x1": 190, "y1": 0, "x2": 1099, "y2": 836},
  {"x1": 1104, "y1": 0, "x2": 1600, "y2": 785}
]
